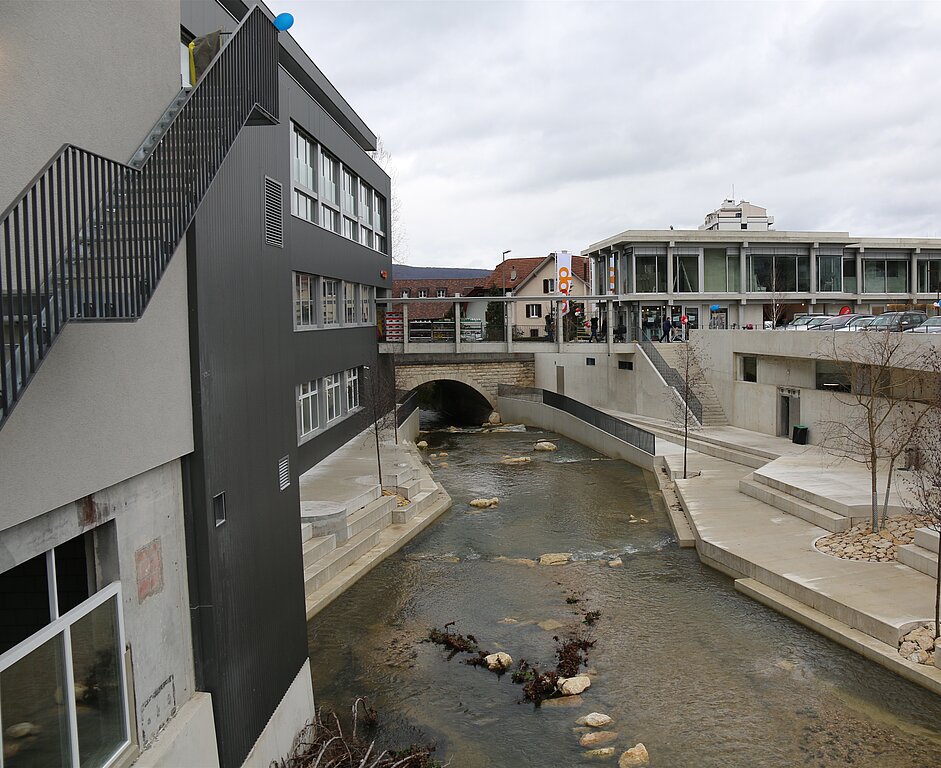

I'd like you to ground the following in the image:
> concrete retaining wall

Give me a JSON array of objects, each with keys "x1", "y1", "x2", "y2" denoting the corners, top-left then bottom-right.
[{"x1": 498, "y1": 396, "x2": 659, "y2": 473}]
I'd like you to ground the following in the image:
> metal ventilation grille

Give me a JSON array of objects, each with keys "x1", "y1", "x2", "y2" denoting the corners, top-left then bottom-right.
[
  {"x1": 278, "y1": 455, "x2": 290, "y2": 491},
  {"x1": 264, "y1": 177, "x2": 284, "y2": 247}
]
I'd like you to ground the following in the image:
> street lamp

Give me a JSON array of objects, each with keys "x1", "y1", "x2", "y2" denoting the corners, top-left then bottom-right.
[{"x1": 502, "y1": 249, "x2": 511, "y2": 342}]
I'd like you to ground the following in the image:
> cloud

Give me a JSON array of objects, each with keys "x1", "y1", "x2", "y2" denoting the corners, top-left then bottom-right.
[{"x1": 269, "y1": 0, "x2": 941, "y2": 269}]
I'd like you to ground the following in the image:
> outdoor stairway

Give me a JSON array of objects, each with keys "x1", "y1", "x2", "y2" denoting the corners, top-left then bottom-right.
[
  {"x1": 650, "y1": 341, "x2": 729, "y2": 426},
  {"x1": 738, "y1": 472, "x2": 852, "y2": 532},
  {"x1": 897, "y1": 528, "x2": 940, "y2": 577},
  {"x1": 0, "y1": 7, "x2": 278, "y2": 429}
]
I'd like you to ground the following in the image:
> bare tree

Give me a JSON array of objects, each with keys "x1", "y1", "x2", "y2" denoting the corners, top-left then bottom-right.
[
  {"x1": 369, "y1": 136, "x2": 408, "y2": 264},
  {"x1": 362, "y1": 352, "x2": 398, "y2": 486},
  {"x1": 818, "y1": 331, "x2": 932, "y2": 532},
  {"x1": 669, "y1": 339, "x2": 712, "y2": 480},
  {"x1": 900, "y1": 411, "x2": 941, "y2": 641}
]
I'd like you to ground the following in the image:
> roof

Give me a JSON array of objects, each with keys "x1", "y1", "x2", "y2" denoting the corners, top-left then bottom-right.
[
  {"x1": 391, "y1": 276, "x2": 490, "y2": 320},
  {"x1": 511, "y1": 254, "x2": 590, "y2": 295},
  {"x1": 484, "y1": 257, "x2": 544, "y2": 293}
]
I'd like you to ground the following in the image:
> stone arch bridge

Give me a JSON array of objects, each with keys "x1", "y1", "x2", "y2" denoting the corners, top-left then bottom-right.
[{"x1": 392, "y1": 353, "x2": 534, "y2": 409}]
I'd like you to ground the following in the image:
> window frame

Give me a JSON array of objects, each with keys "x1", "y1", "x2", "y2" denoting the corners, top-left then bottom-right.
[
  {"x1": 325, "y1": 373, "x2": 342, "y2": 423},
  {"x1": 297, "y1": 380, "x2": 320, "y2": 439},
  {"x1": 346, "y1": 368, "x2": 360, "y2": 411},
  {"x1": 525, "y1": 303, "x2": 542, "y2": 318},
  {"x1": 293, "y1": 272, "x2": 318, "y2": 330},
  {"x1": 323, "y1": 278, "x2": 339, "y2": 325}
]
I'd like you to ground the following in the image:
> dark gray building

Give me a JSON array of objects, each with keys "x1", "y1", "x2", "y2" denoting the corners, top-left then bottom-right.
[{"x1": 0, "y1": 2, "x2": 390, "y2": 766}]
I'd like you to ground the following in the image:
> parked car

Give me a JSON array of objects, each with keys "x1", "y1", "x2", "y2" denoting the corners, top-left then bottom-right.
[
  {"x1": 811, "y1": 313, "x2": 871, "y2": 331},
  {"x1": 785, "y1": 314, "x2": 830, "y2": 330},
  {"x1": 903, "y1": 316, "x2": 941, "y2": 333},
  {"x1": 834, "y1": 315, "x2": 876, "y2": 332},
  {"x1": 865, "y1": 311, "x2": 927, "y2": 332}
]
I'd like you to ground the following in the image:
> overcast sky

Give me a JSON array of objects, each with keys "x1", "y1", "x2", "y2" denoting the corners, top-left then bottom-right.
[{"x1": 268, "y1": 0, "x2": 941, "y2": 269}]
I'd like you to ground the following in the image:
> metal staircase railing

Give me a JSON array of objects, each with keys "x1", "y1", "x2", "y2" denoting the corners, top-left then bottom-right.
[
  {"x1": 0, "y1": 6, "x2": 279, "y2": 427},
  {"x1": 638, "y1": 339, "x2": 704, "y2": 423}
]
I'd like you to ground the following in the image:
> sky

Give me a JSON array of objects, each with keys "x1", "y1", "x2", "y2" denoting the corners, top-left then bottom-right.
[{"x1": 267, "y1": 0, "x2": 941, "y2": 270}]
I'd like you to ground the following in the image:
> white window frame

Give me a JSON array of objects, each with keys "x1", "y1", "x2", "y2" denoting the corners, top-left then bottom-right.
[
  {"x1": 320, "y1": 149, "x2": 339, "y2": 205},
  {"x1": 343, "y1": 216, "x2": 358, "y2": 241},
  {"x1": 436, "y1": 288, "x2": 447, "y2": 298},
  {"x1": 325, "y1": 373, "x2": 341, "y2": 422},
  {"x1": 321, "y1": 204, "x2": 339, "y2": 233},
  {"x1": 418, "y1": 288, "x2": 428, "y2": 298},
  {"x1": 297, "y1": 380, "x2": 319, "y2": 439},
  {"x1": 293, "y1": 272, "x2": 318, "y2": 330},
  {"x1": 344, "y1": 282, "x2": 357, "y2": 324},
  {"x1": 346, "y1": 368, "x2": 360, "y2": 411},
  {"x1": 323, "y1": 279, "x2": 339, "y2": 325},
  {"x1": 291, "y1": 124, "x2": 316, "y2": 194},
  {"x1": 0, "y1": 576, "x2": 131, "y2": 768},
  {"x1": 361, "y1": 285, "x2": 373, "y2": 324},
  {"x1": 526, "y1": 303, "x2": 542, "y2": 318},
  {"x1": 342, "y1": 169, "x2": 357, "y2": 218},
  {"x1": 401, "y1": 288, "x2": 410, "y2": 299},
  {"x1": 359, "y1": 184, "x2": 372, "y2": 227}
]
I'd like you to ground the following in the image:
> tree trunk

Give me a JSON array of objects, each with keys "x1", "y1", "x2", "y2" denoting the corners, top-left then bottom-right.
[
  {"x1": 935, "y1": 531, "x2": 940, "y2": 641},
  {"x1": 881, "y1": 456, "x2": 896, "y2": 527}
]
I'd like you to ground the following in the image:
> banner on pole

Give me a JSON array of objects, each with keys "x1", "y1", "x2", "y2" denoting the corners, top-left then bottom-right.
[
  {"x1": 557, "y1": 251, "x2": 573, "y2": 314},
  {"x1": 609, "y1": 254, "x2": 616, "y2": 294}
]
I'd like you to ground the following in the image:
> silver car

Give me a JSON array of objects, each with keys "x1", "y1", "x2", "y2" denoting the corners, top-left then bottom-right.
[
  {"x1": 903, "y1": 316, "x2": 941, "y2": 333},
  {"x1": 834, "y1": 316, "x2": 876, "y2": 332}
]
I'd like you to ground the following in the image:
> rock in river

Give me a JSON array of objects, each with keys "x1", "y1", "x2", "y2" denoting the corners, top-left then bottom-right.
[
  {"x1": 580, "y1": 731, "x2": 618, "y2": 748},
  {"x1": 500, "y1": 456, "x2": 531, "y2": 465},
  {"x1": 619, "y1": 743, "x2": 649, "y2": 766},
  {"x1": 558, "y1": 674, "x2": 591, "y2": 695},
  {"x1": 484, "y1": 652, "x2": 513, "y2": 671},
  {"x1": 469, "y1": 497, "x2": 499, "y2": 508},
  {"x1": 539, "y1": 552, "x2": 572, "y2": 566},
  {"x1": 534, "y1": 441, "x2": 558, "y2": 451},
  {"x1": 577, "y1": 712, "x2": 613, "y2": 727},
  {"x1": 417, "y1": 440, "x2": 428, "y2": 448},
  {"x1": 585, "y1": 747, "x2": 616, "y2": 758}
]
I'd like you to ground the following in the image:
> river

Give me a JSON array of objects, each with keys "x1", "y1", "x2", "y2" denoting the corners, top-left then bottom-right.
[{"x1": 307, "y1": 421, "x2": 941, "y2": 766}]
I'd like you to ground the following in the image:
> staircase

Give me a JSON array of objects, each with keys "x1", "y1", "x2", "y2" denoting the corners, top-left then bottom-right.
[
  {"x1": 0, "y1": 6, "x2": 279, "y2": 429},
  {"x1": 640, "y1": 340, "x2": 728, "y2": 426}
]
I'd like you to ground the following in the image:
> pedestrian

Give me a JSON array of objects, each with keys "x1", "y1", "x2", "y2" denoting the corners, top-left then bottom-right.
[
  {"x1": 588, "y1": 316, "x2": 599, "y2": 342},
  {"x1": 600, "y1": 316, "x2": 608, "y2": 342},
  {"x1": 660, "y1": 316, "x2": 672, "y2": 342},
  {"x1": 545, "y1": 314, "x2": 555, "y2": 342}
]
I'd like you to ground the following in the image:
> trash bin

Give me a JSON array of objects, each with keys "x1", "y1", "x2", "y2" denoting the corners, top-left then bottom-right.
[{"x1": 792, "y1": 425, "x2": 808, "y2": 445}]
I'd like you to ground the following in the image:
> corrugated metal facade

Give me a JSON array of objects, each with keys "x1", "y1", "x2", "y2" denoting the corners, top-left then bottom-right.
[{"x1": 183, "y1": 40, "x2": 392, "y2": 768}]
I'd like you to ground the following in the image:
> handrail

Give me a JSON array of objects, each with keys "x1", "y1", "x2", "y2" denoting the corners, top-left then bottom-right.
[
  {"x1": 497, "y1": 384, "x2": 656, "y2": 455},
  {"x1": 0, "y1": 6, "x2": 279, "y2": 426},
  {"x1": 638, "y1": 340, "x2": 704, "y2": 423}
]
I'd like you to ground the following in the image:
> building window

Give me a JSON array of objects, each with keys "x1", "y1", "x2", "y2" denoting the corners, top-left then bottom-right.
[
  {"x1": 325, "y1": 373, "x2": 341, "y2": 422},
  {"x1": 376, "y1": 234, "x2": 387, "y2": 255},
  {"x1": 673, "y1": 254, "x2": 699, "y2": 292},
  {"x1": 361, "y1": 286, "x2": 373, "y2": 324},
  {"x1": 0, "y1": 534, "x2": 131, "y2": 768},
  {"x1": 843, "y1": 257, "x2": 858, "y2": 293},
  {"x1": 346, "y1": 368, "x2": 360, "y2": 410},
  {"x1": 344, "y1": 282, "x2": 357, "y2": 324},
  {"x1": 863, "y1": 259, "x2": 908, "y2": 293},
  {"x1": 321, "y1": 150, "x2": 338, "y2": 205},
  {"x1": 817, "y1": 254, "x2": 843, "y2": 292},
  {"x1": 636, "y1": 255, "x2": 667, "y2": 293},
  {"x1": 401, "y1": 288, "x2": 410, "y2": 299},
  {"x1": 525, "y1": 303, "x2": 542, "y2": 318},
  {"x1": 292, "y1": 189, "x2": 316, "y2": 224},
  {"x1": 543, "y1": 278, "x2": 555, "y2": 293},
  {"x1": 323, "y1": 279, "x2": 338, "y2": 324},
  {"x1": 294, "y1": 272, "x2": 317, "y2": 329},
  {"x1": 343, "y1": 217, "x2": 358, "y2": 241},
  {"x1": 741, "y1": 356, "x2": 757, "y2": 383},
  {"x1": 918, "y1": 259, "x2": 941, "y2": 293},
  {"x1": 342, "y1": 170, "x2": 357, "y2": 216},
  {"x1": 374, "y1": 194, "x2": 386, "y2": 235},
  {"x1": 418, "y1": 289, "x2": 428, "y2": 298},
  {"x1": 359, "y1": 184, "x2": 372, "y2": 226},
  {"x1": 291, "y1": 123, "x2": 316, "y2": 192},
  {"x1": 436, "y1": 288, "x2": 447, "y2": 298},
  {"x1": 586, "y1": 358, "x2": 596, "y2": 366},
  {"x1": 618, "y1": 360, "x2": 633, "y2": 370},
  {"x1": 213, "y1": 492, "x2": 227, "y2": 526},
  {"x1": 298, "y1": 380, "x2": 319, "y2": 438},
  {"x1": 321, "y1": 205, "x2": 339, "y2": 233},
  {"x1": 361, "y1": 228, "x2": 373, "y2": 249},
  {"x1": 747, "y1": 254, "x2": 810, "y2": 293}
]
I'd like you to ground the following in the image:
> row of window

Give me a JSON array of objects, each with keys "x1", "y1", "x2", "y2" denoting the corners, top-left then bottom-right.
[
  {"x1": 608, "y1": 253, "x2": 941, "y2": 294},
  {"x1": 291, "y1": 123, "x2": 387, "y2": 254},
  {"x1": 297, "y1": 367, "x2": 361, "y2": 442},
  {"x1": 400, "y1": 287, "x2": 461, "y2": 298},
  {"x1": 294, "y1": 272, "x2": 375, "y2": 330}
]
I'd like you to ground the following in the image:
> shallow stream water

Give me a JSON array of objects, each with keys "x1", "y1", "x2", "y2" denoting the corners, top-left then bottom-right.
[{"x1": 307, "y1": 420, "x2": 941, "y2": 767}]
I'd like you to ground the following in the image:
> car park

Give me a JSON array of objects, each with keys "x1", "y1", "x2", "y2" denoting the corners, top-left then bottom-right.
[
  {"x1": 903, "y1": 316, "x2": 941, "y2": 333},
  {"x1": 785, "y1": 314, "x2": 830, "y2": 330},
  {"x1": 834, "y1": 315, "x2": 876, "y2": 332},
  {"x1": 865, "y1": 311, "x2": 926, "y2": 332}
]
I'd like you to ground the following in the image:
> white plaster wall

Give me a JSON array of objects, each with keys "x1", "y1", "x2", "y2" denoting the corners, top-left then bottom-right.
[
  {"x1": 0, "y1": 0, "x2": 181, "y2": 208},
  {"x1": 0, "y1": 243, "x2": 194, "y2": 529}
]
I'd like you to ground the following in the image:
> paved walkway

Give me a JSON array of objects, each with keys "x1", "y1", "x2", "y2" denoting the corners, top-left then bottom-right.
[{"x1": 608, "y1": 410, "x2": 941, "y2": 694}]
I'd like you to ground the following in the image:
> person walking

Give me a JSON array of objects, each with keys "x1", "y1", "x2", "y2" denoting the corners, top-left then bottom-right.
[
  {"x1": 660, "y1": 316, "x2": 672, "y2": 342},
  {"x1": 545, "y1": 313, "x2": 555, "y2": 342},
  {"x1": 588, "y1": 316, "x2": 599, "y2": 342}
]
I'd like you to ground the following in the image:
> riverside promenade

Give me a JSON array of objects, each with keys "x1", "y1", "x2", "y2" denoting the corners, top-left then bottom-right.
[{"x1": 609, "y1": 411, "x2": 941, "y2": 695}]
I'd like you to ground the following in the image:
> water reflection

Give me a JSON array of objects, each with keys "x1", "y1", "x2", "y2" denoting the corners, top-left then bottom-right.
[{"x1": 308, "y1": 422, "x2": 941, "y2": 766}]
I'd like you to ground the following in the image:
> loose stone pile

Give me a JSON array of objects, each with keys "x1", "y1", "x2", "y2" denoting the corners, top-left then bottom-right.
[
  {"x1": 815, "y1": 515, "x2": 928, "y2": 562},
  {"x1": 570, "y1": 711, "x2": 649, "y2": 765},
  {"x1": 898, "y1": 623, "x2": 936, "y2": 665}
]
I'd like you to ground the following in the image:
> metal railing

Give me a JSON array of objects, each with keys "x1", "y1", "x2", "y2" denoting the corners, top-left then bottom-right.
[
  {"x1": 497, "y1": 384, "x2": 656, "y2": 455},
  {"x1": 0, "y1": 6, "x2": 279, "y2": 427},
  {"x1": 638, "y1": 340, "x2": 704, "y2": 423},
  {"x1": 395, "y1": 389, "x2": 418, "y2": 428}
]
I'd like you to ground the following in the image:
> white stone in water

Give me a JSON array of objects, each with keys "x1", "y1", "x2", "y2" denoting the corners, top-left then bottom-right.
[
  {"x1": 469, "y1": 497, "x2": 499, "y2": 508},
  {"x1": 534, "y1": 441, "x2": 558, "y2": 451},
  {"x1": 539, "y1": 552, "x2": 572, "y2": 566},
  {"x1": 429, "y1": 453, "x2": 438, "y2": 459},
  {"x1": 585, "y1": 747, "x2": 616, "y2": 758},
  {"x1": 438, "y1": 452, "x2": 448, "y2": 457},
  {"x1": 580, "y1": 731, "x2": 618, "y2": 748},
  {"x1": 608, "y1": 558, "x2": 623, "y2": 567},
  {"x1": 417, "y1": 440, "x2": 428, "y2": 448},
  {"x1": 558, "y1": 675, "x2": 591, "y2": 695},
  {"x1": 577, "y1": 712, "x2": 613, "y2": 727},
  {"x1": 484, "y1": 652, "x2": 513, "y2": 671},
  {"x1": 619, "y1": 744, "x2": 649, "y2": 766},
  {"x1": 500, "y1": 456, "x2": 531, "y2": 465},
  {"x1": 489, "y1": 411, "x2": 502, "y2": 425}
]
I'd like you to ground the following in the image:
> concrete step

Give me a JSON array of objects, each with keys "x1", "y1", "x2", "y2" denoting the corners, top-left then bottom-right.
[
  {"x1": 392, "y1": 490, "x2": 433, "y2": 524},
  {"x1": 396, "y1": 478, "x2": 423, "y2": 500},
  {"x1": 302, "y1": 533, "x2": 337, "y2": 570},
  {"x1": 304, "y1": 527, "x2": 382, "y2": 594},
  {"x1": 738, "y1": 476, "x2": 850, "y2": 532},
  {"x1": 897, "y1": 529, "x2": 939, "y2": 577},
  {"x1": 300, "y1": 523, "x2": 313, "y2": 543},
  {"x1": 751, "y1": 467, "x2": 855, "y2": 519},
  {"x1": 346, "y1": 495, "x2": 394, "y2": 539}
]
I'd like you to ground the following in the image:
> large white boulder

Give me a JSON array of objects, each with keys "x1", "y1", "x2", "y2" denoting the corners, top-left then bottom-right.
[
  {"x1": 534, "y1": 441, "x2": 558, "y2": 451},
  {"x1": 619, "y1": 744, "x2": 649, "y2": 767},
  {"x1": 539, "y1": 552, "x2": 572, "y2": 566},
  {"x1": 469, "y1": 497, "x2": 499, "y2": 508},
  {"x1": 580, "y1": 731, "x2": 618, "y2": 748},
  {"x1": 557, "y1": 674, "x2": 591, "y2": 695},
  {"x1": 577, "y1": 712, "x2": 613, "y2": 728},
  {"x1": 484, "y1": 652, "x2": 513, "y2": 671}
]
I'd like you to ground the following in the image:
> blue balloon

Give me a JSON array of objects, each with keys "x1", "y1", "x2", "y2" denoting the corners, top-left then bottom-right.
[{"x1": 273, "y1": 12, "x2": 294, "y2": 31}]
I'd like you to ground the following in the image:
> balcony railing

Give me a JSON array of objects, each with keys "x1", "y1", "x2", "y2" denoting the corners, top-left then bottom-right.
[{"x1": 0, "y1": 6, "x2": 279, "y2": 427}]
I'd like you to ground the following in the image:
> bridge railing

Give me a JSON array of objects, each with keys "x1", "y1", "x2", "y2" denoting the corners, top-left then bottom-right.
[
  {"x1": 497, "y1": 384, "x2": 656, "y2": 455},
  {"x1": 395, "y1": 388, "x2": 418, "y2": 428}
]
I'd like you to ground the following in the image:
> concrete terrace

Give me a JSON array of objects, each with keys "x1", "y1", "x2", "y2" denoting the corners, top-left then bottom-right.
[{"x1": 611, "y1": 411, "x2": 941, "y2": 694}]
